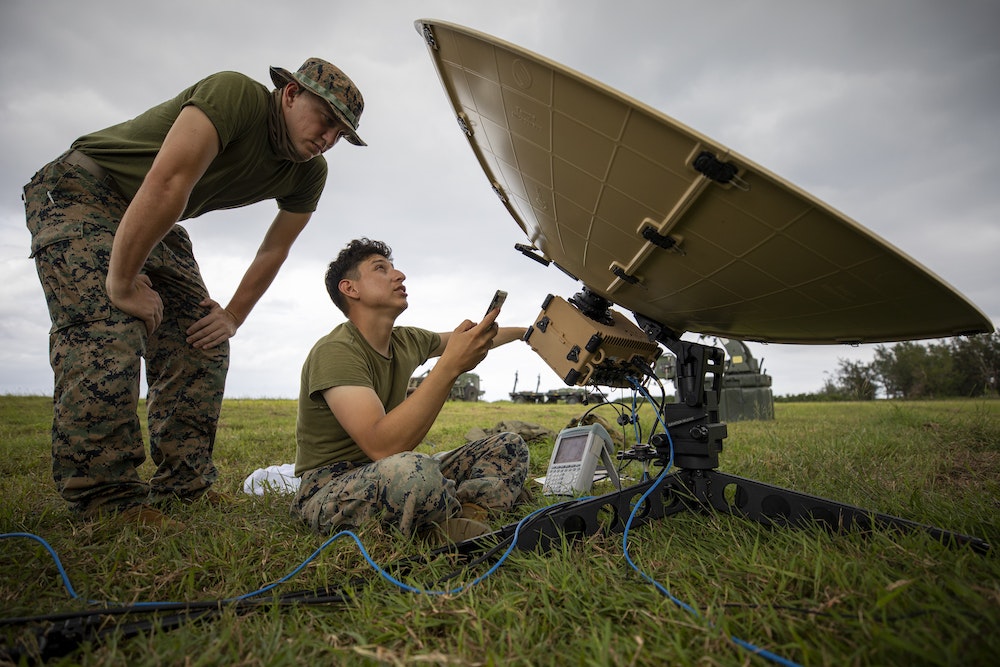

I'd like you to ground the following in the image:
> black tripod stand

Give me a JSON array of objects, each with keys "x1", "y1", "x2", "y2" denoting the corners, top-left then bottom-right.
[{"x1": 454, "y1": 309, "x2": 991, "y2": 557}]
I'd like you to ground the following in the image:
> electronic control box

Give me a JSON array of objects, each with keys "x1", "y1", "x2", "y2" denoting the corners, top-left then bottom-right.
[{"x1": 524, "y1": 294, "x2": 661, "y2": 388}]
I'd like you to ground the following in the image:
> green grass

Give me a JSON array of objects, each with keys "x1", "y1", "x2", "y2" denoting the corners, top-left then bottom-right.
[{"x1": 2, "y1": 396, "x2": 999, "y2": 665}]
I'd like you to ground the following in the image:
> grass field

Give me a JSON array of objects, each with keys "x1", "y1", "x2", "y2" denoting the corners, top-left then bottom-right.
[{"x1": 1, "y1": 396, "x2": 998, "y2": 666}]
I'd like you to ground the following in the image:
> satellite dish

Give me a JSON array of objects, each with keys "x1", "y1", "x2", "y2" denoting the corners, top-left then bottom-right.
[{"x1": 415, "y1": 19, "x2": 992, "y2": 345}]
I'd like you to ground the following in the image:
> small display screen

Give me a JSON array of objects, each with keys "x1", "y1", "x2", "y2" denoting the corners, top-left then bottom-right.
[{"x1": 553, "y1": 433, "x2": 589, "y2": 464}]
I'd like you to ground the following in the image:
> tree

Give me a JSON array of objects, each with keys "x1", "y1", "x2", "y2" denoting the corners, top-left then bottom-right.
[
  {"x1": 873, "y1": 340, "x2": 961, "y2": 398},
  {"x1": 873, "y1": 342, "x2": 919, "y2": 398},
  {"x1": 822, "y1": 358, "x2": 879, "y2": 400},
  {"x1": 779, "y1": 333, "x2": 1000, "y2": 401},
  {"x1": 836, "y1": 358, "x2": 879, "y2": 400},
  {"x1": 950, "y1": 332, "x2": 1000, "y2": 396}
]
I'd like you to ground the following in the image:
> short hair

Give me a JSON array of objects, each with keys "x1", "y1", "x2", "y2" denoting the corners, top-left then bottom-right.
[{"x1": 325, "y1": 238, "x2": 393, "y2": 315}]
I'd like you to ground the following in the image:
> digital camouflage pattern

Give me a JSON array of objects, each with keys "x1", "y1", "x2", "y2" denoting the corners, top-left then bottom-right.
[
  {"x1": 293, "y1": 432, "x2": 529, "y2": 536},
  {"x1": 23, "y1": 156, "x2": 228, "y2": 516}
]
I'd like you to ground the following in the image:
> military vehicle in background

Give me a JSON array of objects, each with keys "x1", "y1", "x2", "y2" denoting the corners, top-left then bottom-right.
[
  {"x1": 715, "y1": 338, "x2": 774, "y2": 421},
  {"x1": 508, "y1": 372, "x2": 546, "y2": 403},
  {"x1": 543, "y1": 387, "x2": 604, "y2": 404},
  {"x1": 656, "y1": 338, "x2": 774, "y2": 422},
  {"x1": 509, "y1": 372, "x2": 604, "y2": 404},
  {"x1": 407, "y1": 371, "x2": 484, "y2": 402}
]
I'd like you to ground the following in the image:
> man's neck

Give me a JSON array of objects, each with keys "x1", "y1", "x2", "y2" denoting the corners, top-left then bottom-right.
[{"x1": 348, "y1": 310, "x2": 397, "y2": 357}]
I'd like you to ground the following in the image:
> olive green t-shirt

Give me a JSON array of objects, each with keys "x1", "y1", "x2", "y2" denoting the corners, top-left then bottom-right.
[
  {"x1": 71, "y1": 70, "x2": 327, "y2": 217},
  {"x1": 295, "y1": 322, "x2": 441, "y2": 476}
]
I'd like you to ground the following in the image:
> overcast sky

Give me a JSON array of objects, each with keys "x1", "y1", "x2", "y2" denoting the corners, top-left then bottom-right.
[{"x1": 2, "y1": 0, "x2": 997, "y2": 403}]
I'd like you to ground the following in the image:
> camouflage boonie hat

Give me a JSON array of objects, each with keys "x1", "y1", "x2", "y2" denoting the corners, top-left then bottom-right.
[{"x1": 270, "y1": 57, "x2": 366, "y2": 146}]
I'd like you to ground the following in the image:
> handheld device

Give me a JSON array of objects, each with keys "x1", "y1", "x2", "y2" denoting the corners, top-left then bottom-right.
[
  {"x1": 485, "y1": 289, "x2": 507, "y2": 317},
  {"x1": 542, "y1": 422, "x2": 622, "y2": 496}
]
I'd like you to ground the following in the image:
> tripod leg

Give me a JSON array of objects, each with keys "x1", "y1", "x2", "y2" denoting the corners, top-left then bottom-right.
[
  {"x1": 699, "y1": 470, "x2": 991, "y2": 554},
  {"x1": 449, "y1": 471, "x2": 990, "y2": 557}
]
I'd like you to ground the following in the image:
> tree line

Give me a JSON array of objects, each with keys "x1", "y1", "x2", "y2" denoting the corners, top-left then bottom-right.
[{"x1": 778, "y1": 332, "x2": 1000, "y2": 401}]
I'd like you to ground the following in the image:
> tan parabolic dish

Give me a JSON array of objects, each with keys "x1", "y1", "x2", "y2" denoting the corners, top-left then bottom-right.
[{"x1": 415, "y1": 19, "x2": 993, "y2": 344}]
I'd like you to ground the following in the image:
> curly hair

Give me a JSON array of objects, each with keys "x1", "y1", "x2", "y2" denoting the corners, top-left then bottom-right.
[{"x1": 325, "y1": 238, "x2": 393, "y2": 315}]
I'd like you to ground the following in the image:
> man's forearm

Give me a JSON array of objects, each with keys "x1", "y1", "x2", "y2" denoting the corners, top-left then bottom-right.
[
  {"x1": 224, "y1": 248, "x2": 287, "y2": 325},
  {"x1": 331, "y1": 365, "x2": 457, "y2": 460},
  {"x1": 225, "y1": 210, "x2": 310, "y2": 324},
  {"x1": 106, "y1": 188, "x2": 187, "y2": 294},
  {"x1": 374, "y1": 367, "x2": 454, "y2": 454},
  {"x1": 493, "y1": 327, "x2": 528, "y2": 348}
]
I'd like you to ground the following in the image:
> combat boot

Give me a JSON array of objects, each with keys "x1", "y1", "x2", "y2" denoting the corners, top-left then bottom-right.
[
  {"x1": 434, "y1": 517, "x2": 491, "y2": 544},
  {"x1": 460, "y1": 502, "x2": 489, "y2": 522},
  {"x1": 117, "y1": 504, "x2": 186, "y2": 531}
]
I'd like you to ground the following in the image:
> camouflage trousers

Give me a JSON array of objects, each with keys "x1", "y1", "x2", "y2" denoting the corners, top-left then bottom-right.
[
  {"x1": 23, "y1": 154, "x2": 228, "y2": 516},
  {"x1": 292, "y1": 432, "x2": 530, "y2": 537}
]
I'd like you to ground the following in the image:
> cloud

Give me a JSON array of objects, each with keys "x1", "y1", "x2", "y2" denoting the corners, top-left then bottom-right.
[{"x1": 1, "y1": 0, "x2": 997, "y2": 404}]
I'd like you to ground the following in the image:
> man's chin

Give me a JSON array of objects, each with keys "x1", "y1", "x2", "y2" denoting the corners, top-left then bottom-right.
[{"x1": 292, "y1": 146, "x2": 316, "y2": 162}]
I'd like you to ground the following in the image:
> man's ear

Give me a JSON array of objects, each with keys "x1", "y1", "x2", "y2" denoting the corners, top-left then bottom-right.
[
  {"x1": 338, "y1": 278, "x2": 358, "y2": 301},
  {"x1": 282, "y1": 81, "x2": 301, "y2": 107}
]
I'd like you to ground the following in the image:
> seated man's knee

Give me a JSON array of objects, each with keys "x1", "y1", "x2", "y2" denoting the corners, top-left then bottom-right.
[
  {"x1": 382, "y1": 451, "x2": 447, "y2": 497},
  {"x1": 500, "y1": 432, "x2": 530, "y2": 472},
  {"x1": 379, "y1": 452, "x2": 457, "y2": 530}
]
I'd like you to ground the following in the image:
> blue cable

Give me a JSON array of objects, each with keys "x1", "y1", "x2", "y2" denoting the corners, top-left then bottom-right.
[
  {"x1": 623, "y1": 379, "x2": 802, "y2": 667},
  {"x1": 1, "y1": 503, "x2": 561, "y2": 608},
  {"x1": 226, "y1": 506, "x2": 557, "y2": 601},
  {"x1": 1, "y1": 532, "x2": 82, "y2": 600}
]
